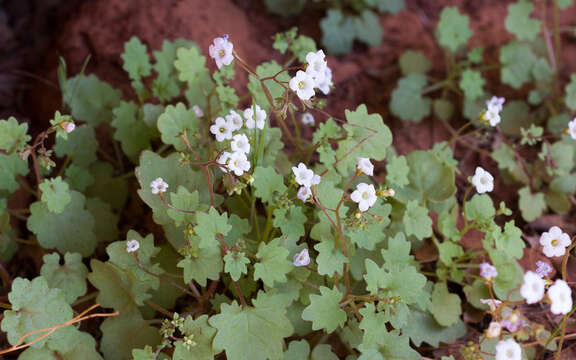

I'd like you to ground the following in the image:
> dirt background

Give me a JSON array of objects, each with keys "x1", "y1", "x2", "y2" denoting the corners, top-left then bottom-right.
[{"x1": 3, "y1": 0, "x2": 576, "y2": 357}]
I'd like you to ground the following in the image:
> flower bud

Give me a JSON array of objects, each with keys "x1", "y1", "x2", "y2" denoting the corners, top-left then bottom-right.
[
  {"x1": 486, "y1": 322, "x2": 501, "y2": 338},
  {"x1": 61, "y1": 121, "x2": 75, "y2": 133}
]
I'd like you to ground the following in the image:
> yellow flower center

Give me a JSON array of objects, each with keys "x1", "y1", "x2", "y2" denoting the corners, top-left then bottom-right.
[
  {"x1": 552, "y1": 239, "x2": 559, "y2": 247},
  {"x1": 219, "y1": 49, "x2": 226, "y2": 58},
  {"x1": 362, "y1": 192, "x2": 368, "y2": 200},
  {"x1": 298, "y1": 81, "x2": 305, "y2": 89}
]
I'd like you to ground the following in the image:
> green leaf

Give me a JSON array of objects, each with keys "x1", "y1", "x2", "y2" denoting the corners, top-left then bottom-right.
[
  {"x1": 152, "y1": 39, "x2": 196, "y2": 102},
  {"x1": 53, "y1": 125, "x2": 98, "y2": 167},
  {"x1": 437, "y1": 241, "x2": 464, "y2": 266},
  {"x1": 0, "y1": 152, "x2": 29, "y2": 193},
  {"x1": 490, "y1": 221, "x2": 525, "y2": 260},
  {"x1": 358, "y1": 330, "x2": 420, "y2": 360},
  {"x1": 290, "y1": 35, "x2": 317, "y2": 63},
  {"x1": 358, "y1": 303, "x2": 388, "y2": 347},
  {"x1": 39, "y1": 177, "x2": 72, "y2": 214},
  {"x1": 174, "y1": 46, "x2": 208, "y2": 84},
  {"x1": 284, "y1": 340, "x2": 310, "y2": 360},
  {"x1": 390, "y1": 74, "x2": 431, "y2": 122},
  {"x1": 111, "y1": 101, "x2": 152, "y2": 158},
  {"x1": 558, "y1": 0, "x2": 573, "y2": 9},
  {"x1": 28, "y1": 191, "x2": 97, "y2": 257},
  {"x1": 386, "y1": 155, "x2": 409, "y2": 188},
  {"x1": 178, "y1": 245, "x2": 222, "y2": 286},
  {"x1": 302, "y1": 286, "x2": 347, "y2": 333},
  {"x1": 500, "y1": 42, "x2": 537, "y2": 89},
  {"x1": 210, "y1": 292, "x2": 293, "y2": 360},
  {"x1": 405, "y1": 150, "x2": 457, "y2": 203},
  {"x1": 314, "y1": 240, "x2": 348, "y2": 276},
  {"x1": 565, "y1": 74, "x2": 576, "y2": 111},
  {"x1": 492, "y1": 143, "x2": 516, "y2": 171},
  {"x1": 247, "y1": 61, "x2": 290, "y2": 111},
  {"x1": 518, "y1": 187, "x2": 547, "y2": 222},
  {"x1": 500, "y1": 100, "x2": 533, "y2": 136},
  {"x1": 41, "y1": 252, "x2": 88, "y2": 304},
  {"x1": 254, "y1": 238, "x2": 292, "y2": 286},
  {"x1": 63, "y1": 74, "x2": 121, "y2": 125},
  {"x1": 312, "y1": 344, "x2": 338, "y2": 360},
  {"x1": 465, "y1": 194, "x2": 495, "y2": 224},
  {"x1": 173, "y1": 315, "x2": 217, "y2": 360},
  {"x1": 121, "y1": 37, "x2": 151, "y2": 82},
  {"x1": 273, "y1": 206, "x2": 307, "y2": 241},
  {"x1": 430, "y1": 282, "x2": 461, "y2": 326},
  {"x1": 403, "y1": 200, "x2": 432, "y2": 240},
  {"x1": 65, "y1": 164, "x2": 95, "y2": 191},
  {"x1": 399, "y1": 50, "x2": 431, "y2": 75},
  {"x1": 195, "y1": 207, "x2": 232, "y2": 248},
  {"x1": 488, "y1": 249, "x2": 523, "y2": 300},
  {"x1": 157, "y1": 102, "x2": 199, "y2": 151},
  {"x1": 252, "y1": 167, "x2": 287, "y2": 203},
  {"x1": 381, "y1": 232, "x2": 415, "y2": 270},
  {"x1": 167, "y1": 186, "x2": 200, "y2": 226},
  {"x1": 433, "y1": 99, "x2": 454, "y2": 121},
  {"x1": 19, "y1": 326, "x2": 102, "y2": 360},
  {"x1": 459, "y1": 69, "x2": 485, "y2": 101},
  {"x1": 505, "y1": 1, "x2": 541, "y2": 41},
  {"x1": 365, "y1": 0, "x2": 405, "y2": 14},
  {"x1": 1, "y1": 277, "x2": 73, "y2": 348},
  {"x1": 224, "y1": 251, "x2": 250, "y2": 281},
  {"x1": 436, "y1": 7, "x2": 473, "y2": 52},
  {"x1": 404, "y1": 311, "x2": 466, "y2": 347},
  {"x1": 349, "y1": 221, "x2": 387, "y2": 251},
  {"x1": 100, "y1": 313, "x2": 161, "y2": 360},
  {"x1": 351, "y1": 10, "x2": 382, "y2": 47},
  {"x1": 320, "y1": 9, "x2": 356, "y2": 54},
  {"x1": 0, "y1": 117, "x2": 30, "y2": 152}
]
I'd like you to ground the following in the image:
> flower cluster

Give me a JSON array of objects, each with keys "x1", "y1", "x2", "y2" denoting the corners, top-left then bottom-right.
[
  {"x1": 289, "y1": 50, "x2": 333, "y2": 101},
  {"x1": 293, "y1": 163, "x2": 321, "y2": 201},
  {"x1": 483, "y1": 96, "x2": 505, "y2": 126},
  {"x1": 209, "y1": 35, "x2": 234, "y2": 69},
  {"x1": 351, "y1": 158, "x2": 377, "y2": 212}
]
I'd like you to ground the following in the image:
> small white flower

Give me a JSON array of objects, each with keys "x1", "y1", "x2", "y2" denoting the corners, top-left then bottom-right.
[
  {"x1": 305, "y1": 50, "x2": 328, "y2": 82},
  {"x1": 62, "y1": 122, "x2": 75, "y2": 133},
  {"x1": 495, "y1": 338, "x2": 522, "y2": 360},
  {"x1": 350, "y1": 183, "x2": 377, "y2": 212},
  {"x1": 520, "y1": 271, "x2": 545, "y2": 304},
  {"x1": 193, "y1": 105, "x2": 204, "y2": 118},
  {"x1": 315, "y1": 67, "x2": 333, "y2": 95},
  {"x1": 480, "y1": 262, "x2": 498, "y2": 280},
  {"x1": 209, "y1": 35, "x2": 234, "y2": 69},
  {"x1": 217, "y1": 151, "x2": 232, "y2": 173},
  {"x1": 226, "y1": 110, "x2": 244, "y2": 131},
  {"x1": 480, "y1": 298, "x2": 502, "y2": 312},
  {"x1": 243, "y1": 104, "x2": 266, "y2": 129},
  {"x1": 297, "y1": 186, "x2": 312, "y2": 201},
  {"x1": 210, "y1": 117, "x2": 234, "y2": 142},
  {"x1": 292, "y1": 163, "x2": 315, "y2": 188},
  {"x1": 150, "y1": 177, "x2": 169, "y2": 195},
  {"x1": 231, "y1": 134, "x2": 250, "y2": 154},
  {"x1": 357, "y1": 157, "x2": 374, "y2": 176},
  {"x1": 126, "y1": 240, "x2": 140, "y2": 253},
  {"x1": 311, "y1": 174, "x2": 321, "y2": 186},
  {"x1": 227, "y1": 151, "x2": 250, "y2": 176},
  {"x1": 484, "y1": 108, "x2": 502, "y2": 127},
  {"x1": 486, "y1": 321, "x2": 501, "y2": 338},
  {"x1": 289, "y1": 70, "x2": 316, "y2": 101},
  {"x1": 548, "y1": 279, "x2": 572, "y2": 315},
  {"x1": 539, "y1": 226, "x2": 572, "y2": 258},
  {"x1": 301, "y1": 112, "x2": 315, "y2": 126},
  {"x1": 471, "y1": 166, "x2": 494, "y2": 194},
  {"x1": 569, "y1": 118, "x2": 576, "y2": 140},
  {"x1": 293, "y1": 248, "x2": 310, "y2": 267},
  {"x1": 535, "y1": 260, "x2": 553, "y2": 277},
  {"x1": 487, "y1": 96, "x2": 505, "y2": 112}
]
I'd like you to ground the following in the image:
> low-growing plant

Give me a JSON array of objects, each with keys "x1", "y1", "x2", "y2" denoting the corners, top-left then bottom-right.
[{"x1": 1, "y1": 2, "x2": 576, "y2": 359}]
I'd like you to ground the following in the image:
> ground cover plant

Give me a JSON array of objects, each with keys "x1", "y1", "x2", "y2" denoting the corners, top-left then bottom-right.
[{"x1": 2, "y1": 0, "x2": 576, "y2": 359}]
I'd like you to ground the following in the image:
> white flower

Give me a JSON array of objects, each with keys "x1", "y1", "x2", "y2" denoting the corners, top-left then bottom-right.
[
  {"x1": 471, "y1": 166, "x2": 494, "y2": 194},
  {"x1": 227, "y1": 151, "x2": 250, "y2": 176},
  {"x1": 292, "y1": 163, "x2": 315, "y2": 188},
  {"x1": 495, "y1": 338, "x2": 522, "y2": 360},
  {"x1": 150, "y1": 177, "x2": 169, "y2": 195},
  {"x1": 548, "y1": 279, "x2": 572, "y2": 315},
  {"x1": 289, "y1": 70, "x2": 315, "y2": 101},
  {"x1": 231, "y1": 134, "x2": 250, "y2": 154},
  {"x1": 350, "y1": 183, "x2": 377, "y2": 212},
  {"x1": 126, "y1": 240, "x2": 140, "y2": 253},
  {"x1": 293, "y1": 248, "x2": 310, "y2": 267},
  {"x1": 357, "y1": 157, "x2": 374, "y2": 176},
  {"x1": 193, "y1": 105, "x2": 204, "y2": 118},
  {"x1": 484, "y1": 108, "x2": 502, "y2": 127},
  {"x1": 209, "y1": 35, "x2": 234, "y2": 69},
  {"x1": 297, "y1": 186, "x2": 312, "y2": 201},
  {"x1": 480, "y1": 262, "x2": 498, "y2": 280},
  {"x1": 210, "y1": 117, "x2": 234, "y2": 142},
  {"x1": 487, "y1": 96, "x2": 505, "y2": 112},
  {"x1": 486, "y1": 321, "x2": 501, "y2": 338},
  {"x1": 535, "y1": 260, "x2": 553, "y2": 277},
  {"x1": 311, "y1": 174, "x2": 321, "y2": 186},
  {"x1": 480, "y1": 298, "x2": 502, "y2": 312},
  {"x1": 226, "y1": 110, "x2": 244, "y2": 131},
  {"x1": 217, "y1": 151, "x2": 232, "y2": 173},
  {"x1": 569, "y1": 118, "x2": 576, "y2": 140},
  {"x1": 301, "y1": 112, "x2": 315, "y2": 125},
  {"x1": 305, "y1": 50, "x2": 328, "y2": 82},
  {"x1": 315, "y1": 67, "x2": 333, "y2": 95},
  {"x1": 539, "y1": 226, "x2": 571, "y2": 258},
  {"x1": 244, "y1": 104, "x2": 266, "y2": 129},
  {"x1": 62, "y1": 122, "x2": 75, "y2": 133},
  {"x1": 520, "y1": 271, "x2": 545, "y2": 304}
]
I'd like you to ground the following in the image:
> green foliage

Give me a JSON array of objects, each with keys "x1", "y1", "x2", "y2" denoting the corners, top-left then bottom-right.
[
  {"x1": 0, "y1": 152, "x2": 29, "y2": 192},
  {"x1": 565, "y1": 74, "x2": 576, "y2": 111},
  {"x1": 518, "y1": 186, "x2": 547, "y2": 222},
  {"x1": 399, "y1": 50, "x2": 431, "y2": 75},
  {"x1": 403, "y1": 200, "x2": 432, "y2": 240},
  {"x1": 302, "y1": 286, "x2": 347, "y2": 333},
  {"x1": 0, "y1": 117, "x2": 30, "y2": 152},
  {"x1": 224, "y1": 251, "x2": 250, "y2": 281},
  {"x1": 500, "y1": 42, "x2": 537, "y2": 89},
  {"x1": 320, "y1": 9, "x2": 382, "y2": 54},
  {"x1": 157, "y1": 102, "x2": 199, "y2": 151},
  {"x1": 459, "y1": 69, "x2": 485, "y2": 101},
  {"x1": 430, "y1": 282, "x2": 462, "y2": 326},
  {"x1": 63, "y1": 74, "x2": 121, "y2": 125},
  {"x1": 505, "y1": 1, "x2": 541, "y2": 41},
  {"x1": 53, "y1": 125, "x2": 98, "y2": 166},
  {"x1": 39, "y1": 177, "x2": 71, "y2": 213},
  {"x1": 41, "y1": 252, "x2": 88, "y2": 304},
  {"x1": 254, "y1": 238, "x2": 292, "y2": 286},
  {"x1": 390, "y1": 74, "x2": 431, "y2": 122},
  {"x1": 436, "y1": 7, "x2": 473, "y2": 52},
  {"x1": 252, "y1": 167, "x2": 287, "y2": 203},
  {"x1": 111, "y1": 101, "x2": 152, "y2": 158}
]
